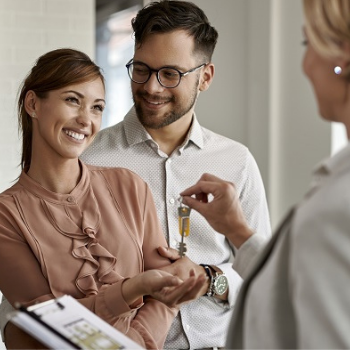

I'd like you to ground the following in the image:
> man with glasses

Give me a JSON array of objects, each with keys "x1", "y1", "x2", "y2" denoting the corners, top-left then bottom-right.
[{"x1": 81, "y1": 1, "x2": 271, "y2": 349}]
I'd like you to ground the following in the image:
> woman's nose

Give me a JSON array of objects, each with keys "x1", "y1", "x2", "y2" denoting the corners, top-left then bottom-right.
[{"x1": 76, "y1": 107, "x2": 92, "y2": 127}]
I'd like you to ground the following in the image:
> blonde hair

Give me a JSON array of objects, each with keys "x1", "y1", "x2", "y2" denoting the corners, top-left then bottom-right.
[{"x1": 303, "y1": 0, "x2": 350, "y2": 73}]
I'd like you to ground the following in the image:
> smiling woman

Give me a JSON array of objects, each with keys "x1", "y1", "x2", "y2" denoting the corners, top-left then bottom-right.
[
  {"x1": 25, "y1": 78, "x2": 105, "y2": 188},
  {"x1": 0, "y1": 48, "x2": 205, "y2": 349},
  {"x1": 17, "y1": 49, "x2": 106, "y2": 175}
]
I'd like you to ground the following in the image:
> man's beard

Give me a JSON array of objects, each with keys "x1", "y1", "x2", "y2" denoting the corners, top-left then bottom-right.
[{"x1": 133, "y1": 81, "x2": 198, "y2": 130}]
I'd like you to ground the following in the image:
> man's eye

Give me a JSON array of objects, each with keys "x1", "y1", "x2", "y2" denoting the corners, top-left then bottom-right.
[
  {"x1": 134, "y1": 68, "x2": 149, "y2": 75},
  {"x1": 163, "y1": 71, "x2": 177, "y2": 77}
]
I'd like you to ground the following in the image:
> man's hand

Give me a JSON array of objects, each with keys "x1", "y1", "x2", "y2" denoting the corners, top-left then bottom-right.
[{"x1": 180, "y1": 173, "x2": 254, "y2": 248}]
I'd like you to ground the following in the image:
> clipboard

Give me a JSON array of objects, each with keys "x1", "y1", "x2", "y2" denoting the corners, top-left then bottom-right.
[{"x1": 7, "y1": 295, "x2": 144, "y2": 350}]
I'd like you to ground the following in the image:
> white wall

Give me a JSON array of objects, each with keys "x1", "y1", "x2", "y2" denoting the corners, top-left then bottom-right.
[
  {"x1": 0, "y1": 0, "x2": 95, "y2": 346},
  {"x1": 0, "y1": 0, "x2": 95, "y2": 193},
  {"x1": 190, "y1": 0, "x2": 333, "y2": 228}
]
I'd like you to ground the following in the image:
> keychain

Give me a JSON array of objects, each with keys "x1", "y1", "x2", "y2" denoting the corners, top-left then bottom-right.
[{"x1": 177, "y1": 197, "x2": 191, "y2": 257}]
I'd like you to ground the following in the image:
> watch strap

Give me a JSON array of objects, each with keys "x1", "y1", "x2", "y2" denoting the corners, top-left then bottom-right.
[{"x1": 200, "y1": 264, "x2": 214, "y2": 296}]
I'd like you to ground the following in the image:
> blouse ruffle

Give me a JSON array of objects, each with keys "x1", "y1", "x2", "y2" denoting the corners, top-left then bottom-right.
[{"x1": 17, "y1": 162, "x2": 123, "y2": 297}]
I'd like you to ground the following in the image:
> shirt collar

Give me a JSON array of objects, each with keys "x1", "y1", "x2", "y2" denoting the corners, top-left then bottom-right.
[
  {"x1": 123, "y1": 105, "x2": 204, "y2": 150},
  {"x1": 310, "y1": 141, "x2": 350, "y2": 189},
  {"x1": 19, "y1": 160, "x2": 90, "y2": 203},
  {"x1": 124, "y1": 106, "x2": 153, "y2": 146},
  {"x1": 313, "y1": 141, "x2": 350, "y2": 176},
  {"x1": 184, "y1": 114, "x2": 204, "y2": 149}
]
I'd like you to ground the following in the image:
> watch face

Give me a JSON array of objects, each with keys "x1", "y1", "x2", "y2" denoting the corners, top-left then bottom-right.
[{"x1": 214, "y1": 274, "x2": 228, "y2": 295}]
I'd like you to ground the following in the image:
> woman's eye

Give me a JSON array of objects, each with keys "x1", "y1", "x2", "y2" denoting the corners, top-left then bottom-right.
[
  {"x1": 93, "y1": 104, "x2": 105, "y2": 112},
  {"x1": 301, "y1": 39, "x2": 308, "y2": 46},
  {"x1": 66, "y1": 97, "x2": 79, "y2": 104}
]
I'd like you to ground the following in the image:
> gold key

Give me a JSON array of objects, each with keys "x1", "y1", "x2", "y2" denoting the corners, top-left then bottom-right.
[{"x1": 177, "y1": 198, "x2": 191, "y2": 257}]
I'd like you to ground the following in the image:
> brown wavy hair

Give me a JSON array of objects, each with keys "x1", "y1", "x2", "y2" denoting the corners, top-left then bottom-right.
[{"x1": 18, "y1": 48, "x2": 104, "y2": 173}]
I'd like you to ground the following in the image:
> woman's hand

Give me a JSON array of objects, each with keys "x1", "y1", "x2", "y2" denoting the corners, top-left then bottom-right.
[
  {"x1": 144, "y1": 269, "x2": 206, "y2": 308},
  {"x1": 122, "y1": 269, "x2": 206, "y2": 309}
]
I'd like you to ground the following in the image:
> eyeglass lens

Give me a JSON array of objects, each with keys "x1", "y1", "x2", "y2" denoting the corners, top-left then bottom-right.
[{"x1": 128, "y1": 62, "x2": 181, "y2": 88}]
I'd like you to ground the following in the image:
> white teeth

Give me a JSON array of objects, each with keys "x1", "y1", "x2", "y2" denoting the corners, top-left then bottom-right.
[
  {"x1": 64, "y1": 130, "x2": 85, "y2": 140},
  {"x1": 148, "y1": 100, "x2": 164, "y2": 105}
]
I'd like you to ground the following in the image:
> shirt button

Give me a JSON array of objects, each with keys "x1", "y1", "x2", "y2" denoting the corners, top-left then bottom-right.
[
  {"x1": 169, "y1": 198, "x2": 175, "y2": 204},
  {"x1": 167, "y1": 158, "x2": 172, "y2": 163},
  {"x1": 67, "y1": 196, "x2": 75, "y2": 203},
  {"x1": 186, "y1": 324, "x2": 190, "y2": 331}
]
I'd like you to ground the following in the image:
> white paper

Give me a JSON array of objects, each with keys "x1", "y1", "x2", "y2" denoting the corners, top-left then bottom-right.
[{"x1": 8, "y1": 295, "x2": 144, "y2": 350}]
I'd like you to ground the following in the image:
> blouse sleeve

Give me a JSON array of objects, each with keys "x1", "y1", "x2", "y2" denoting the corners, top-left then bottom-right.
[{"x1": 95, "y1": 168, "x2": 178, "y2": 348}]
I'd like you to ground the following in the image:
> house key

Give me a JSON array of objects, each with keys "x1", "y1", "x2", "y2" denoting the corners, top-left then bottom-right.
[{"x1": 177, "y1": 198, "x2": 191, "y2": 257}]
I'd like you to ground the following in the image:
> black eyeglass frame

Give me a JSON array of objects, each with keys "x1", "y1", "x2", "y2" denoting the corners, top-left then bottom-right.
[{"x1": 125, "y1": 59, "x2": 208, "y2": 88}]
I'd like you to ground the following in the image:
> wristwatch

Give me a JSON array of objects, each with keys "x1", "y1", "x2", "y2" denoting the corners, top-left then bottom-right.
[
  {"x1": 211, "y1": 266, "x2": 229, "y2": 296},
  {"x1": 200, "y1": 264, "x2": 228, "y2": 296}
]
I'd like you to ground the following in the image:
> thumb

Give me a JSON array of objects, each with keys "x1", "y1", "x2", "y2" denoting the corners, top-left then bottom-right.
[{"x1": 158, "y1": 246, "x2": 181, "y2": 261}]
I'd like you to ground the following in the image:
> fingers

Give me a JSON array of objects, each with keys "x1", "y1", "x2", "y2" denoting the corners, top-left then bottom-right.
[
  {"x1": 180, "y1": 181, "x2": 217, "y2": 204},
  {"x1": 159, "y1": 272, "x2": 206, "y2": 308},
  {"x1": 157, "y1": 246, "x2": 181, "y2": 261},
  {"x1": 179, "y1": 274, "x2": 206, "y2": 302},
  {"x1": 180, "y1": 173, "x2": 235, "y2": 199},
  {"x1": 180, "y1": 196, "x2": 207, "y2": 214},
  {"x1": 152, "y1": 275, "x2": 183, "y2": 291},
  {"x1": 199, "y1": 173, "x2": 223, "y2": 182},
  {"x1": 180, "y1": 173, "x2": 223, "y2": 196}
]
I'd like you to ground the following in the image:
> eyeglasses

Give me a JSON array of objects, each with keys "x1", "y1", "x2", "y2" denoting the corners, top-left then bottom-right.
[{"x1": 126, "y1": 60, "x2": 207, "y2": 88}]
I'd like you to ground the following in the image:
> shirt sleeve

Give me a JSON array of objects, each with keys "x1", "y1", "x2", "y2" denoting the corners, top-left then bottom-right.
[
  {"x1": 217, "y1": 232, "x2": 268, "y2": 308},
  {"x1": 232, "y1": 233, "x2": 269, "y2": 279},
  {"x1": 217, "y1": 262, "x2": 243, "y2": 307},
  {"x1": 221, "y1": 150, "x2": 271, "y2": 307},
  {"x1": 240, "y1": 150, "x2": 271, "y2": 240},
  {"x1": 79, "y1": 177, "x2": 178, "y2": 349}
]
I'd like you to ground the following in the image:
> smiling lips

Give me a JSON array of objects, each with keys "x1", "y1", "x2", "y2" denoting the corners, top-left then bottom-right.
[
  {"x1": 146, "y1": 99, "x2": 166, "y2": 105},
  {"x1": 64, "y1": 129, "x2": 86, "y2": 141},
  {"x1": 143, "y1": 97, "x2": 170, "y2": 110}
]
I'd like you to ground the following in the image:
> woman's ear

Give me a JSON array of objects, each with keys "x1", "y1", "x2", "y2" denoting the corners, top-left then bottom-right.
[
  {"x1": 24, "y1": 90, "x2": 38, "y2": 118},
  {"x1": 199, "y1": 63, "x2": 215, "y2": 91},
  {"x1": 337, "y1": 41, "x2": 350, "y2": 73}
]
